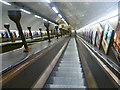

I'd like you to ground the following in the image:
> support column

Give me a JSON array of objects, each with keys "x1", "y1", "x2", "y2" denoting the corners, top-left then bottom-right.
[
  {"x1": 4, "y1": 23, "x2": 15, "y2": 42},
  {"x1": 59, "y1": 28, "x2": 62, "y2": 37},
  {"x1": 55, "y1": 26, "x2": 58, "y2": 39},
  {"x1": 44, "y1": 22, "x2": 51, "y2": 42},
  {"x1": 39, "y1": 28, "x2": 43, "y2": 38},
  {"x1": 27, "y1": 27, "x2": 33, "y2": 39},
  {"x1": 8, "y1": 10, "x2": 29, "y2": 52},
  {"x1": 51, "y1": 30, "x2": 52, "y2": 35}
]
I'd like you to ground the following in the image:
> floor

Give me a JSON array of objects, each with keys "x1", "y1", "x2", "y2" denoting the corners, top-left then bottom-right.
[{"x1": 1, "y1": 37, "x2": 64, "y2": 72}]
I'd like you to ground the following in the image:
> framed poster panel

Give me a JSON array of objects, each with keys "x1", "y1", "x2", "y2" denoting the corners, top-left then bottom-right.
[
  {"x1": 113, "y1": 21, "x2": 120, "y2": 60},
  {"x1": 102, "y1": 22, "x2": 114, "y2": 54},
  {"x1": 82, "y1": 28, "x2": 86, "y2": 37},
  {"x1": 92, "y1": 25, "x2": 97, "y2": 46},
  {"x1": 95, "y1": 23, "x2": 103, "y2": 49},
  {"x1": 85, "y1": 28, "x2": 90, "y2": 41},
  {"x1": 89, "y1": 27, "x2": 93, "y2": 44}
]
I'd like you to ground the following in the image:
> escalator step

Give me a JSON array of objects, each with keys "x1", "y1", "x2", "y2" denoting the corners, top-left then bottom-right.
[
  {"x1": 52, "y1": 71, "x2": 83, "y2": 78},
  {"x1": 57, "y1": 67, "x2": 82, "y2": 71},
  {"x1": 57, "y1": 64, "x2": 81, "y2": 67},
  {"x1": 48, "y1": 77, "x2": 85, "y2": 86},
  {"x1": 53, "y1": 70, "x2": 82, "y2": 74},
  {"x1": 60, "y1": 60, "x2": 80, "y2": 63},
  {"x1": 59, "y1": 62, "x2": 80, "y2": 65},
  {"x1": 60, "y1": 58, "x2": 80, "y2": 61},
  {"x1": 57, "y1": 67, "x2": 82, "y2": 70},
  {"x1": 45, "y1": 84, "x2": 86, "y2": 88},
  {"x1": 44, "y1": 38, "x2": 86, "y2": 88}
]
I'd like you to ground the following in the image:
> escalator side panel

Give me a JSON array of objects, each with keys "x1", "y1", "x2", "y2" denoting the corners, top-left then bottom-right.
[
  {"x1": 3, "y1": 37, "x2": 69, "y2": 88},
  {"x1": 76, "y1": 37, "x2": 117, "y2": 88}
]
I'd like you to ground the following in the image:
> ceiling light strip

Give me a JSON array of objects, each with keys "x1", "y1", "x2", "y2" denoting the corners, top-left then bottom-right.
[
  {"x1": 20, "y1": 9, "x2": 31, "y2": 14},
  {"x1": 34, "y1": 15, "x2": 41, "y2": 18},
  {"x1": 52, "y1": 7, "x2": 59, "y2": 13},
  {"x1": 0, "y1": 0, "x2": 11, "y2": 5}
]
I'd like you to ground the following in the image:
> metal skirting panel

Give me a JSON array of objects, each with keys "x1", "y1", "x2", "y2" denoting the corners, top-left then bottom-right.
[
  {"x1": 3, "y1": 37, "x2": 69, "y2": 88},
  {"x1": 76, "y1": 37, "x2": 118, "y2": 88}
]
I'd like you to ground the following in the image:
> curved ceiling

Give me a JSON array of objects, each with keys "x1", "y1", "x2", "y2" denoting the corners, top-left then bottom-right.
[
  {"x1": 54, "y1": 2, "x2": 118, "y2": 29},
  {"x1": 1, "y1": 1, "x2": 119, "y2": 30}
]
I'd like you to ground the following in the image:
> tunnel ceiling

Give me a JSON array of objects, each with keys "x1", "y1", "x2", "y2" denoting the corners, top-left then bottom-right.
[
  {"x1": 16, "y1": 2, "x2": 60, "y2": 23},
  {"x1": 54, "y1": 2, "x2": 118, "y2": 29},
  {"x1": 14, "y1": 2, "x2": 118, "y2": 30}
]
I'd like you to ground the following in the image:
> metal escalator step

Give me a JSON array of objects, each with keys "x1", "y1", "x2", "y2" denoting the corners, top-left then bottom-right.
[
  {"x1": 62, "y1": 56, "x2": 79, "y2": 58},
  {"x1": 61, "y1": 57, "x2": 79, "y2": 59},
  {"x1": 60, "y1": 61, "x2": 80, "y2": 63},
  {"x1": 45, "y1": 84, "x2": 86, "y2": 88},
  {"x1": 53, "y1": 67, "x2": 82, "y2": 72},
  {"x1": 65, "y1": 49, "x2": 78, "y2": 51},
  {"x1": 56, "y1": 68, "x2": 82, "y2": 72},
  {"x1": 59, "y1": 63, "x2": 80, "y2": 66},
  {"x1": 57, "y1": 66, "x2": 82, "y2": 69},
  {"x1": 59, "y1": 62, "x2": 80, "y2": 65},
  {"x1": 60, "y1": 60, "x2": 80, "y2": 62},
  {"x1": 54, "y1": 70, "x2": 82, "y2": 73},
  {"x1": 49, "y1": 77, "x2": 85, "y2": 86},
  {"x1": 61, "y1": 58, "x2": 80, "y2": 61},
  {"x1": 57, "y1": 64, "x2": 81, "y2": 67},
  {"x1": 64, "y1": 51, "x2": 78, "y2": 53},
  {"x1": 52, "y1": 71, "x2": 83, "y2": 78},
  {"x1": 44, "y1": 38, "x2": 87, "y2": 89},
  {"x1": 63, "y1": 54, "x2": 78, "y2": 56}
]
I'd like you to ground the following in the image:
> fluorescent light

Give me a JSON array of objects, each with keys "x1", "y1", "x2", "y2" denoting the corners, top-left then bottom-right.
[
  {"x1": 51, "y1": 22, "x2": 55, "y2": 24},
  {"x1": 20, "y1": 9, "x2": 31, "y2": 14},
  {"x1": 43, "y1": 18, "x2": 47, "y2": 21},
  {"x1": 58, "y1": 14, "x2": 62, "y2": 18},
  {"x1": 45, "y1": 0, "x2": 51, "y2": 3},
  {"x1": 62, "y1": 18, "x2": 68, "y2": 24},
  {"x1": 48, "y1": 21, "x2": 52, "y2": 23},
  {"x1": 34, "y1": 15, "x2": 41, "y2": 18},
  {"x1": 52, "y1": 7, "x2": 59, "y2": 13},
  {"x1": 64, "y1": 21, "x2": 68, "y2": 25},
  {"x1": 0, "y1": 0, "x2": 11, "y2": 5},
  {"x1": 62, "y1": 18, "x2": 65, "y2": 22}
]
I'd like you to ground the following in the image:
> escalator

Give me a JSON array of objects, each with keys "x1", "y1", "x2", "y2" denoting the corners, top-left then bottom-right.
[{"x1": 44, "y1": 38, "x2": 87, "y2": 88}]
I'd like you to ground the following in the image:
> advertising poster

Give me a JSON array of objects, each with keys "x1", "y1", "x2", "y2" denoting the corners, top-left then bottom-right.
[
  {"x1": 85, "y1": 28, "x2": 90, "y2": 41},
  {"x1": 92, "y1": 26, "x2": 97, "y2": 46},
  {"x1": 102, "y1": 22, "x2": 114, "y2": 54},
  {"x1": 113, "y1": 22, "x2": 120, "y2": 60},
  {"x1": 82, "y1": 28, "x2": 85, "y2": 37},
  {"x1": 89, "y1": 27, "x2": 93, "y2": 44},
  {"x1": 95, "y1": 23, "x2": 103, "y2": 49}
]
